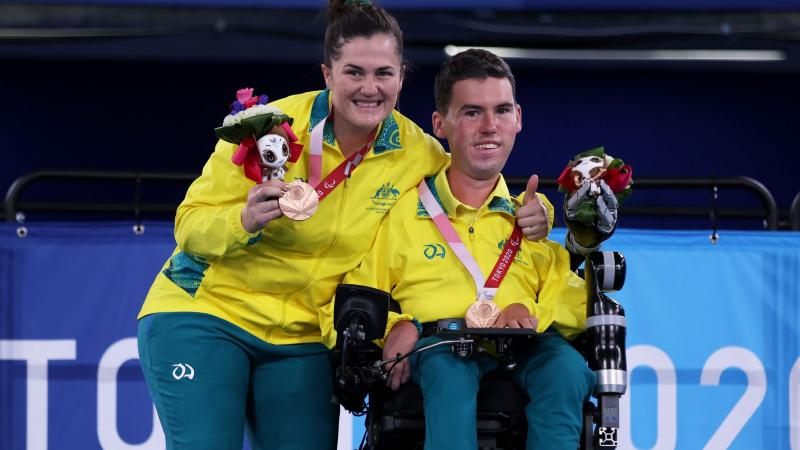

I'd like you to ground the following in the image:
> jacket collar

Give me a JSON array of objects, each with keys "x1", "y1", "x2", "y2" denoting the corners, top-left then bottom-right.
[
  {"x1": 309, "y1": 90, "x2": 402, "y2": 155},
  {"x1": 417, "y1": 167, "x2": 518, "y2": 218}
]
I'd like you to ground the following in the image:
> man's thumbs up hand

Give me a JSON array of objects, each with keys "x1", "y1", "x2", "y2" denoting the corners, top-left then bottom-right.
[{"x1": 517, "y1": 174, "x2": 549, "y2": 241}]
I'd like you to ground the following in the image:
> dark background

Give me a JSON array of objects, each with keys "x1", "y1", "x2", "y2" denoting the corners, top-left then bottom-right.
[{"x1": 0, "y1": 2, "x2": 797, "y2": 230}]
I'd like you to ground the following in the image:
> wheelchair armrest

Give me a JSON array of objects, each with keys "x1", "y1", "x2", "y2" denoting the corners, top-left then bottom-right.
[
  {"x1": 426, "y1": 318, "x2": 538, "y2": 338},
  {"x1": 421, "y1": 318, "x2": 541, "y2": 363}
]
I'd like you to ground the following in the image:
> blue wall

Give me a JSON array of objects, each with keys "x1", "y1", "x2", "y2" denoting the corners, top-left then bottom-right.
[{"x1": 1, "y1": 223, "x2": 798, "y2": 449}]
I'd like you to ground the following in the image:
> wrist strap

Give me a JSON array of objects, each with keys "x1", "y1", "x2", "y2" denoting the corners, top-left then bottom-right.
[{"x1": 409, "y1": 318, "x2": 423, "y2": 336}]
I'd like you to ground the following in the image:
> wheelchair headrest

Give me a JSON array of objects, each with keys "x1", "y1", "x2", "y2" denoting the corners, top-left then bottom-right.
[
  {"x1": 586, "y1": 251, "x2": 626, "y2": 292},
  {"x1": 334, "y1": 284, "x2": 390, "y2": 342}
]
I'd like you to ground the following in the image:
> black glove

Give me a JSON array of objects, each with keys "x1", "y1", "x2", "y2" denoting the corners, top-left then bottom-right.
[{"x1": 564, "y1": 179, "x2": 618, "y2": 255}]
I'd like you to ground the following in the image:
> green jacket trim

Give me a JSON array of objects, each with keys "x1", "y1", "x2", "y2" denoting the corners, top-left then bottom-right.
[
  {"x1": 416, "y1": 176, "x2": 518, "y2": 218},
  {"x1": 487, "y1": 197, "x2": 518, "y2": 216},
  {"x1": 162, "y1": 252, "x2": 210, "y2": 297}
]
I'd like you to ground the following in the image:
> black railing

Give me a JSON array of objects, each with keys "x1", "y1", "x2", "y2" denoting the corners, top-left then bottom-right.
[
  {"x1": 2, "y1": 171, "x2": 786, "y2": 231},
  {"x1": 506, "y1": 175, "x2": 779, "y2": 231},
  {"x1": 4, "y1": 170, "x2": 196, "y2": 223},
  {"x1": 791, "y1": 191, "x2": 800, "y2": 231}
]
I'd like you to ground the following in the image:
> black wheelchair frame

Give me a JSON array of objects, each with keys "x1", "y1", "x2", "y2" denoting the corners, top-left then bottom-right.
[{"x1": 332, "y1": 251, "x2": 627, "y2": 450}]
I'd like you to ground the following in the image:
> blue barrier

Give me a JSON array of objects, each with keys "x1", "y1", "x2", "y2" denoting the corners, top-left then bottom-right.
[{"x1": 1, "y1": 223, "x2": 798, "y2": 449}]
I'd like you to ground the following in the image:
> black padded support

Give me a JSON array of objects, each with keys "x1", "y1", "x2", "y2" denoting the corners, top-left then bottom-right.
[{"x1": 367, "y1": 371, "x2": 529, "y2": 450}]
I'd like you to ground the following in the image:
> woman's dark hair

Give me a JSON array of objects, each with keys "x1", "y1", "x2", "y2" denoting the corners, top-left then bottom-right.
[{"x1": 324, "y1": 0, "x2": 404, "y2": 67}]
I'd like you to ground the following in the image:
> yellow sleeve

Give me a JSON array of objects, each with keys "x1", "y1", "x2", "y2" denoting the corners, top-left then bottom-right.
[
  {"x1": 174, "y1": 139, "x2": 261, "y2": 259},
  {"x1": 421, "y1": 133, "x2": 450, "y2": 177},
  {"x1": 322, "y1": 208, "x2": 415, "y2": 348},
  {"x1": 530, "y1": 240, "x2": 587, "y2": 339}
]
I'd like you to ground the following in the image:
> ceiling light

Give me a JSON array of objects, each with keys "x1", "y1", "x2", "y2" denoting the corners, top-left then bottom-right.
[{"x1": 444, "y1": 45, "x2": 786, "y2": 62}]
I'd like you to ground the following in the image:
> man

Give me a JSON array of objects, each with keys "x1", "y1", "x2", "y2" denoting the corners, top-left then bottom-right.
[{"x1": 336, "y1": 49, "x2": 595, "y2": 449}]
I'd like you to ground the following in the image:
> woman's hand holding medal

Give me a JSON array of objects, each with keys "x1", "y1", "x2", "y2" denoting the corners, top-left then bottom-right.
[{"x1": 241, "y1": 181, "x2": 290, "y2": 233}]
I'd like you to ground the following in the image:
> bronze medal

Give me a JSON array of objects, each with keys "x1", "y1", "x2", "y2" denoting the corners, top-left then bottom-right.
[
  {"x1": 279, "y1": 181, "x2": 319, "y2": 221},
  {"x1": 465, "y1": 299, "x2": 500, "y2": 328}
]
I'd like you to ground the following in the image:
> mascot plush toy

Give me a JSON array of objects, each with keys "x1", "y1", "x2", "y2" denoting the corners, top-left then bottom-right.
[
  {"x1": 214, "y1": 88, "x2": 303, "y2": 183},
  {"x1": 556, "y1": 147, "x2": 633, "y2": 255},
  {"x1": 255, "y1": 134, "x2": 290, "y2": 181}
]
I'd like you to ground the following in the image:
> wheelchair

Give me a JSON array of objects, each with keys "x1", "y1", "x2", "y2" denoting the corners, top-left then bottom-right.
[{"x1": 332, "y1": 251, "x2": 627, "y2": 450}]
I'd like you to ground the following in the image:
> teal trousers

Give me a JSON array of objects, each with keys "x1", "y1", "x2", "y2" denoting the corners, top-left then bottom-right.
[
  {"x1": 137, "y1": 312, "x2": 339, "y2": 450},
  {"x1": 410, "y1": 332, "x2": 594, "y2": 450}
]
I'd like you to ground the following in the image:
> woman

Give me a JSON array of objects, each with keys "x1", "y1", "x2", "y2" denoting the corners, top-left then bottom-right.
[{"x1": 137, "y1": 1, "x2": 550, "y2": 449}]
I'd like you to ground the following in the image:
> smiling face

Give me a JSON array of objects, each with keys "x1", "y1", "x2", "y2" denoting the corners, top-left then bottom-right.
[
  {"x1": 432, "y1": 76, "x2": 521, "y2": 182},
  {"x1": 321, "y1": 33, "x2": 404, "y2": 139}
]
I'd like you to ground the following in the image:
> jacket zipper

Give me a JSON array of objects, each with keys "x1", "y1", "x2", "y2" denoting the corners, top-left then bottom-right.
[{"x1": 268, "y1": 174, "x2": 351, "y2": 340}]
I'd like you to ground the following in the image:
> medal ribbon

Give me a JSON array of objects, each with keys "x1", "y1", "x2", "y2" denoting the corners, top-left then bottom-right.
[
  {"x1": 418, "y1": 180, "x2": 523, "y2": 302},
  {"x1": 309, "y1": 115, "x2": 376, "y2": 202}
]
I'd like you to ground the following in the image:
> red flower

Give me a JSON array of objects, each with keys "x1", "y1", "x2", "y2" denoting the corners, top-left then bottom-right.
[
  {"x1": 230, "y1": 137, "x2": 263, "y2": 183},
  {"x1": 244, "y1": 97, "x2": 260, "y2": 108},
  {"x1": 556, "y1": 164, "x2": 577, "y2": 192},
  {"x1": 604, "y1": 165, "x2": 633, "y2": 193}
]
